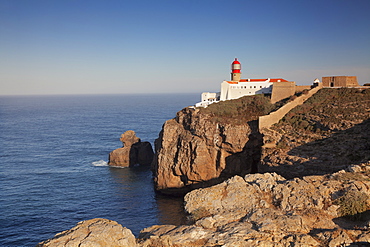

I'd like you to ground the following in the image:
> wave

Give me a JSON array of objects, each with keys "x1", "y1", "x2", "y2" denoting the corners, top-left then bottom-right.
[{"x1": 92, "y1": 160, "x2": 108, "y2": 167}]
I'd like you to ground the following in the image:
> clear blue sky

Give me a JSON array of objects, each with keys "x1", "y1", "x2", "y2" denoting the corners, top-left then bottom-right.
[{"x1": 1, "y1": 0, "x2": 369, "y2": 95}]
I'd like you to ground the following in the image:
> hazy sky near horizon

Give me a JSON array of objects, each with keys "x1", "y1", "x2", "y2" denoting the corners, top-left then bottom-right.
[{"x1": 1, "y1": 0, "x2": 370, "y2": 95}]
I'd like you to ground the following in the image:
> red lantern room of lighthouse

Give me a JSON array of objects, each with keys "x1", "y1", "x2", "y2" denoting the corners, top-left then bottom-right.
[{"x1": 231, "y1": 58, "x2": 241, "y2": 81}]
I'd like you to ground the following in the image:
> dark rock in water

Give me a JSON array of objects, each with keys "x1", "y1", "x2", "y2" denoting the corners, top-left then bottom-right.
[
  {"x1": 109, "y1": 130, "x2": 154, "y2": 167},
  {"x1": 131, "y1": 141, "x2": 154, "y2": 166}
]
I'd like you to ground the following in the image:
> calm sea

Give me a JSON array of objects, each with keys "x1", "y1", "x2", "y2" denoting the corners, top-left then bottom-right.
[{"x1": 0, "y1": 93, "x2": 199, "y2": 246}]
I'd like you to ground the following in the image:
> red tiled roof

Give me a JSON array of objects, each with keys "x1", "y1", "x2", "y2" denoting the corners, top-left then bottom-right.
[{"x1": 227, "y1": 78, "x2": 288, "y2": 84}]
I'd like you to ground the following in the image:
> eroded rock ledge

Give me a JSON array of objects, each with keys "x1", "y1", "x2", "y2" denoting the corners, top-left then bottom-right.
[{"x1": 39, "y1": 165, "x2": 370, "y2": 246}]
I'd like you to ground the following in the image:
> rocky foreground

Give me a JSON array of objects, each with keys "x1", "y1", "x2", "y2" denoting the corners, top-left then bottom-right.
[{"x1": 39, "y1": 165, "x2": 370, "y2": 246}]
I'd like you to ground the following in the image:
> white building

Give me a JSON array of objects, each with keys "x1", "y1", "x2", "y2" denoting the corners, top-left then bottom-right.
[
  {"x1": 195, "y1": 58, "x2": 289, "y2": 107},
  {"x1": 196, "y1": 92, "x2": 220, "y2": 107}
]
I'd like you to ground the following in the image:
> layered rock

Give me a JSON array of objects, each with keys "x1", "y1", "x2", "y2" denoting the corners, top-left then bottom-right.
[
  {"x1": 37, "y1": 218, "x2": 136, "y2": 247},
  {"x1": 139, "y1": 168, "x2": 370, "y2": 246},
  {"x1": 39, "y1": 167, "x2": 370, "y2": 246},
  {"x1": 152, "y1": 107, "x2": 261, "y2": 193},
  {"x1": 109, "y1": 130, "x2": 154, "y2": 167}
]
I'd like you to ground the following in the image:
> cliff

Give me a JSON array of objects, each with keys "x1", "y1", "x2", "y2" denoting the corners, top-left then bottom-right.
[
  {"x1": 153, "y1": 88, "x2": 370, "y2": 193},
  {"x1": 152, "y1": 94, "x2": 273, "y2": 194}
]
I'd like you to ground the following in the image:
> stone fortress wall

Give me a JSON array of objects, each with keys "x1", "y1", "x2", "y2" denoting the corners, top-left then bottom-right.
[
  {"x1": 259, "y1": 75, "x2": 362, "y2": 131},
  {"x1": 322, "y1": 76, "x2": 358, "y2": 87},
  {"x1": 270, "y1": 81, "x2": 296, "y2": 104},
  {"x1": 271, "y1": 83, "x2": 316, "y2": 104},
  {"x1": 295, "y1": 85, "x2": 312, "y2": 92},
  {"x1": 259, "y1": 83, "x2": 323, "y2": 131}
]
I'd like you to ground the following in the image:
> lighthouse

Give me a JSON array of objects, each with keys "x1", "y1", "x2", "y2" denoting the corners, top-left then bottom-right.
[
  {"x1": 195, "y1": 57, "x2": 294, "y2": 107},
  {"x1": 231, "y1": 58, "x2": 241, "y2": 81}
]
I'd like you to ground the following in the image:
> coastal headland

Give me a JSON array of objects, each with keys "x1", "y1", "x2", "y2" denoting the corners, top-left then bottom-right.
[{"x1": 38, "y1": 87, "x2": 370, "y2": 246}]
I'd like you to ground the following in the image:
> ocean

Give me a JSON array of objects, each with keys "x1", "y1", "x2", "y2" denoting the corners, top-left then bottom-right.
[{"x1": 0, "y1": 93, "x2": 199, "y2": 246}]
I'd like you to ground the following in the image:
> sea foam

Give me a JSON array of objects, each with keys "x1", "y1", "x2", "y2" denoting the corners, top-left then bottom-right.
[{"x1": 92, "y1": 160, "x2": 108, "y2": 166}]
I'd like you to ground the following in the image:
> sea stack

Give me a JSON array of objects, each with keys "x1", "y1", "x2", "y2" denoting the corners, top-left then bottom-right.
[{"x1": 108, "y1": 130, "x2": 154, "y2": 167}]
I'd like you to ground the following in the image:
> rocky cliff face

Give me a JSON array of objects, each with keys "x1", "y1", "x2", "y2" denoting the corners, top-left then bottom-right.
[
  {"x1": 152, "y1": 95, "x2": 275, "y2": 194},
  {"x1": 152, "y1": 106, "x2": 261, "y2": 194},
  {"x1": 153, "y1": 88, "x2": 370, "y2": 193}
]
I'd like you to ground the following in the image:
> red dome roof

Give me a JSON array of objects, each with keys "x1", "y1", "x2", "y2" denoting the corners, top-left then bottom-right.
[{"x1": 232, "y1": 58, "x2": 240, "y2": 64}]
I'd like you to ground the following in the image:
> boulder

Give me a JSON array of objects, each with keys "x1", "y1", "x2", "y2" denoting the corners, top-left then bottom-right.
[
  {"x1": 109, "y1": 130, "x2": 154, "y2": 167},
  {"x1": 37, "y1": 218, "x2": 137, "y2": 247},
  {"x1": 183, "y1": 173, "x2": 291, "y2": 226}
]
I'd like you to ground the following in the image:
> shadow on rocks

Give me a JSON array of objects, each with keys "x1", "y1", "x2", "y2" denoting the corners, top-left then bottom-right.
[
  {"x1": 221, "y1": 120, "x2": 264, "y2": 179},
  {"x1": 261, "y1": 118, "x2": 370, "y2": 179}
]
